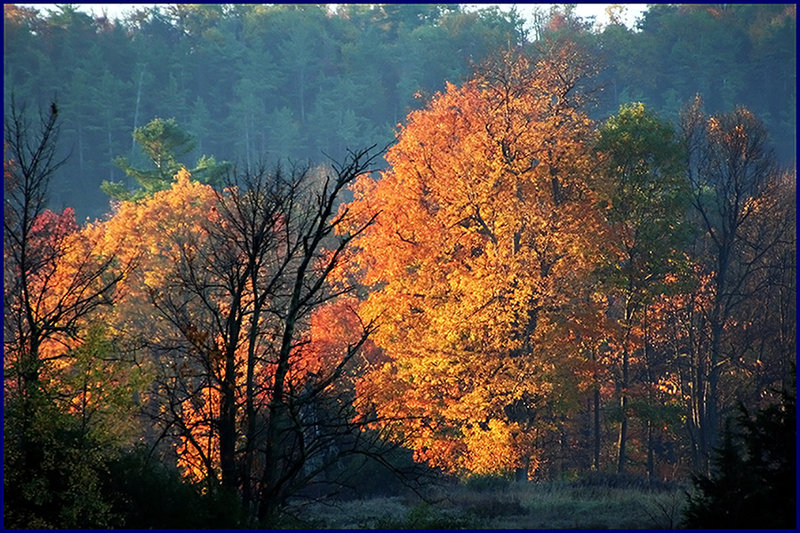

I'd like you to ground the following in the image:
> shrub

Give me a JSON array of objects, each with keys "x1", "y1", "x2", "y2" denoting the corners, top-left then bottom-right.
[
  {"x1": 104, "y1": 447, "x2": 245, "y2": 528},
  {"x1": 682, "y1": 388, "x2": 796, "y2": 529}
]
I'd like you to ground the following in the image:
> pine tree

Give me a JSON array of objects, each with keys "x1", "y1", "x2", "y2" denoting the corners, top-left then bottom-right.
[{"x1": 683, "y1": 384, "x2": 796, "y2": 528}]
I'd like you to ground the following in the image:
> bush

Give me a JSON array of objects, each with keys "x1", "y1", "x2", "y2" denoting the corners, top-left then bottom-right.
[
  {"x1": 3, "y1": 394, "x2": 117, "y2": 528},
  {"x1": 569, "y1": 470, "x2": 676, "y2": 491},
  {"x1": 462, "y1": 473, "x2": 513, "y2": 492},
  {"x1": 104, "y1": 447, "x2": 245, "y2": 528},
  {"x1": 682, "y1": 388, "x2": 796, "y2": 529}
]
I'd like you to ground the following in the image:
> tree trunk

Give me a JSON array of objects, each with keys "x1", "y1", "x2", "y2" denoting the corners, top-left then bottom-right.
[
  {"x1": 590, "y1": 345, "x2": 601, "y2": 471},
  {"x1": 704, "y1": 248, "x2": 730, "y2": 473},
  {"x1": 108, "y1": 127, "x2": 114, "y2": 180},
  {"x1": 131, "y1": 67, "x2": 145, "y2": 155},
  {"x1": 259, "y1": 305, "x2": 301, "y2": 522},
  {"x1": 687, "y1": 297, "x2": 708, "y2": 472},
  {"x1": 244, "y1": 118, "x2": 251, "y2": 173},
  {"x1": 647, "y1": 420, "x2": 655, "y2": 484},
  {"x1": 242, "y1": 281, "x2": 263, "y2": 518},
  {"x1": 593, "y1": 386, "x2": 601, "y2": 471},
  {"x1": 617, "y1": 390, "x2": 628, "y2": 474},
  {"x1": 219, "y1": 354, "x2": 239, "y2": 490},
  {"x1": 644, "y1": 305, "x2": 655, "y2": 484},
  {"x1": 220, "y1": 297, "x2": 243, "y2": 490},
  {"x1": 617, "y1": 286, "x2": 635, "y2": 475},
  {"x1": 515, "y1": 456, "x2": 530, "y2": 482},
  {"x1": 77, "y1": 123, "x2": 84, "y2": 175},
  {"x1": 706, "y1": 313, "x2": 722, "y2": 464},
  {"x1": 617, "y1": 339, "x2": 630, "y2": 474}
]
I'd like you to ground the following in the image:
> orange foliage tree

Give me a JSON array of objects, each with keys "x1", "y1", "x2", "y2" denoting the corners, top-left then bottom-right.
[
  {"x1": 4, "y1": 100, "x2": 139, "y2": 527},
  {"x1": 102, "y1": 150, "x2": 384, "y2": 522},
  {"x1": 343, "y1": 46, "x2": 610, "y2": 479},
  {"x1": 4, "y1": 100, "x2": 134, "y2": 426},
  {"x1": 100, "y1": 168, "x2": 221, "y2": 484}
]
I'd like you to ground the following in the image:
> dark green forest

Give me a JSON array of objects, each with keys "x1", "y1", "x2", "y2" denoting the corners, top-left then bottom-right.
[{"x1": 4, "y1": 3, "x2": 796, "y2": 220}]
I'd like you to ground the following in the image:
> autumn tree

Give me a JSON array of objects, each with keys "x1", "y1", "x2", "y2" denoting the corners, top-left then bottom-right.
[
  {"x1": 3, "y1": 99, "x2": 137, "y2": 527},
  {"x1": 102, "y1": 148, "x2": 387, "y2": 523},
  {"x1": 343, "y1": 45, "x2": 608, "y2": 480},
  {"x1": 3, "y1": 99, "x2": 129, "y2": 415},
  {"x1": 679, "y1": 97, "x2": 792, "y2": 472},
  {"x1": 593, "y1": 102, "x2": 689, "y2": 475}
]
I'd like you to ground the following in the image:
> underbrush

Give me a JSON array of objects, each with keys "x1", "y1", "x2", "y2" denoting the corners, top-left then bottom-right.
[{"x1": 295, "y1": 474, "x2": 688, "y2": 529}]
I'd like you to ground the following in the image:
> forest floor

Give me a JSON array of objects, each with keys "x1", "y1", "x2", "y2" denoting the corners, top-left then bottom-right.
[{"x1": 284, "y1": 477, "x2": 689, "y2": 529}]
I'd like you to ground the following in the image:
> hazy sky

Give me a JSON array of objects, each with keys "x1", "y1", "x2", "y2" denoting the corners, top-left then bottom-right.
[
  {"x1": 19, "y1": 3, "x2": 650, "y2": 31},
  {"x1": 470, "y1": 3, "x2": 648, "y2": 30}
]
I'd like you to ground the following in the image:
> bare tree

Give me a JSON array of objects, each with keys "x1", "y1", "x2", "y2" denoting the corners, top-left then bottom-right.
[
  {"x1": 4, "y1": 98, "x2": 124, "y2": 404},
  {"x1": 4, "y1": 98, "x2": 132, "y2": 527},
  {"x1": 680, "y1": 97, "x2": 789, "y2": 472},
  {"x1": 139, "y1": 146, "x2": 418, "y2": 523}
]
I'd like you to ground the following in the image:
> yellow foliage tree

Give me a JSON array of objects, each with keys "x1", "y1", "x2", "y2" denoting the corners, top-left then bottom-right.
[
  {"x1": 344, "y1": 46, "x2": 609, "y2": 478},
  {"x1": 100, "y1": 168, "x2": 222, "y2": 483}
]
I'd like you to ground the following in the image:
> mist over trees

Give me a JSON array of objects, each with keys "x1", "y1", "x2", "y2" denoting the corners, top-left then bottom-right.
[
  {"x1": 3, "y1": 4, "x2": 796, "y2": 220},
  {"x1": 3, "y1": 3, "x2": 796, "y2": 529}
]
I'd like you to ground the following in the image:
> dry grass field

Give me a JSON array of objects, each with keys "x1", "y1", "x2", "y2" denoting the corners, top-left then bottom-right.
[{"x1": 284, "y1": 477, "x2": 689, "y2": 529}]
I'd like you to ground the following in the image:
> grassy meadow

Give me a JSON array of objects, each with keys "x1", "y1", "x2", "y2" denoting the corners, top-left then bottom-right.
[{"x1": 285, "y1": 477, "x2": 689, "y2": 529}]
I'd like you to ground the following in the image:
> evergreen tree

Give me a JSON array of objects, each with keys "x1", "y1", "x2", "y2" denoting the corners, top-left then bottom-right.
[
  {"x1": 102, "y1": 117, "x2": 229, "y2": 201},
  {"x1": 683, "y1": 383, "x2": 796, "y2": 529}
]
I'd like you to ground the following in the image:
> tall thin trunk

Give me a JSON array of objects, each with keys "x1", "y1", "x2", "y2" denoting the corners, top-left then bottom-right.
[
  {"x1": 260, "y1": 259, "x2": 312, "y2": 521},
  {"x1": 617, "y1": 296, "x2": 633, "y2": 474},
  {"x1": 593, "y1": 386, "x2": 601, "y2": 470},
  {"x1": 591, "y1": 346, "x2": 601, "y2": 471},
  {"x1": 107, "y1": 126, "x2": 114, "y2": 180},
  {"x1": 644, "y1": 305, "x2": 655, "y2": 483},
  {"x1": 244, "y1": 118, "x2": 251, "y2": 173},
  {"x1": 220, "y1": 296, "x2": 243, "y2": 490},
  {"x1": 704, "y1": 246, "x2": 730, "y2": 472},
  {"x1": 707, "y1": 310, "x2": 723, "y2": 462},
  {"x1": 646, "y1": 420, "x2": 655, "y2": 484},
  {"x1": 616, "y1": 368, "x2": 628, "y2": 474},
  {"x1": 242, "y1": 274, "x2": 263, "y2": 518},
  {"x1": 259, "y1": 313, "x2": 296, "y2": 522},
  {"x1": 515, "y1": 457, "x2": 530, "y2": 482},
  {"x1": 131, "y1": 67, "x2": 145, "y2": 156},
  {"x1": 77, "y1": 123, "x2": 84, "y2": 175}
]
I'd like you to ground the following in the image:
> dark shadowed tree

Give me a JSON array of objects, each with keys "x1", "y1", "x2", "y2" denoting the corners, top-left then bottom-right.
[
  {"x1": 3, "y1": 98, "x2": 134, "y2": 527},
  {"x1": 683, "y1": 378, "x2": 795, "y2": 529},
  {"x1": 680, "y1": 97, "x2": 791, "y2": 472}
]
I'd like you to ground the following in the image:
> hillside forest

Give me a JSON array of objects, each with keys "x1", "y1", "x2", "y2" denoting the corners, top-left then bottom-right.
[{"x1": 3, "y1": 3, "x2": 797, "y2": 528}]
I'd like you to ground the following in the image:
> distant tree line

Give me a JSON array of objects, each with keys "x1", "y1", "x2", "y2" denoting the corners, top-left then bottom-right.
[{"x1": 3, "y1": 4, "x2": 795, "y2": 220}]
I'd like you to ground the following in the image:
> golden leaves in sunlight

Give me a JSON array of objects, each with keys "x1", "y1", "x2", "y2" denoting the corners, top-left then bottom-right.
[{"x1": 342, "y1": 48, "x2": 608, "y2": 476}]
